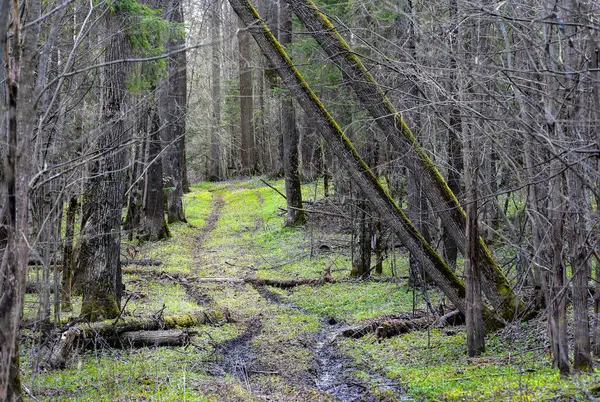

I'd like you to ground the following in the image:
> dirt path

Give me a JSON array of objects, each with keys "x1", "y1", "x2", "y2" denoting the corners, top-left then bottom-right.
[
  {"x1": 194, "y1": 193, "x2": 225, "y2": 249},
  {"x1": 185, "y1": 185, "x2": 407, "y2": 401}
]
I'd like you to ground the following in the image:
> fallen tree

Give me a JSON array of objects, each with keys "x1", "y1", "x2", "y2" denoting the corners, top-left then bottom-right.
[
  {"x1": 285, "y1": 0, "x2": 524, "y2": 321},
  {"x1": 121, "y1": 258, "x2": 162, "y2": 266},
  {"x1": 45, "y1": 308, "x2": 232, "y2": 368},
  {"x1": 342, "y1": 310, "x2": 465, "y2": 339},
  {"x1": 226, "y1": 0, "x2": 508, "y2": 326},
  {"x1": 191, "y1": 276, "x2": 337, "y2": 288},
  {"x1": 284, "y1": 0, "x2": 524, "y2": 321},
  {"x1": 119, "y1": 329, "x2": 193, "y2": 348}
]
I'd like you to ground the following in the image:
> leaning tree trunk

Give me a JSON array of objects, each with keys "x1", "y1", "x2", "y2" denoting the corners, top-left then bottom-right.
[
  {"x1": 285, "y1": 0, "x2": 523, "y2": 320},
  {"x1": 227, "y1": 0, "x2": 489, "y2": 323},
  {"x1": 76, "y1": 9, "x2": 130, "y2": 322}
]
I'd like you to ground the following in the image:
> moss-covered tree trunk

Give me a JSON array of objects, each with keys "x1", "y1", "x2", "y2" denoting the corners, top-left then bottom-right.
[
  {"x1": 77, "y1": 9, "x2": 130, "y2": 322},
  {"x1": 227, "y1": 0, "x2": 472, "y2": 317},
  {"x1": 286, "y1": 0, "x2": 523, "y2": 320}
]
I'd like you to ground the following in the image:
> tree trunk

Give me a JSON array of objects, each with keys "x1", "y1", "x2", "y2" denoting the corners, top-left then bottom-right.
[
  {"x1": 443, "y1": 0, "x2": 462, "y2": 271},
  {"x1": 77, "y1": 10, "x2": 130, "y2": 322},
  {"x1": 465, "y1": 131, "x2": 485, "y2": 357},
  {"x1": 159, "y1": 0, "x2": 187, "y2": 223},
  {"x1": 568, "y1": 168, "x2": 592, "y2": 371},
  {"x1": 209, "y1": 0, "x2": 222, "y2": 181},
  {"x1": 285, "y1": 0, "x2": 523, "y2": 320},
  {"x1": 279, "y1": 1, "x2": 305, "y2": 226},
  {"x1": 228, "y1": 0, "x2": 482, "y2": 322},
  {"x1": 124, "y1": 111, "x2": 147, "y2": 238},
  {"x1": 143, "y1": 106, "x2": 171, "y2": 241},
  {"x1": 61, "y1": 196, "x2": 78, "y2": 312},
  {"x1": 239, "y1": 17, "x2": 255, "y2": 172},
  {"x1": 1, "y1": 0, "x2": 38, "y2": 395},
  {"x1": 351, "y1": 200, "x2": 371, "y2": 278}
]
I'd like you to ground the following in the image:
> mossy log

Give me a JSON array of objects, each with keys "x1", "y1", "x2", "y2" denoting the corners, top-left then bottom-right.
[
  {"x1": 46, "y1": 308, "x2": 232, "y2": 368},
  {"x1": 121, "y1": 259, "x2": 162, "y2": 267},
  {"x1": 190, "y1": 276, "x2": 337, "y2": 288},
  {"x1": 119, "y1": 330, "x2": 193, "y2": 347}
]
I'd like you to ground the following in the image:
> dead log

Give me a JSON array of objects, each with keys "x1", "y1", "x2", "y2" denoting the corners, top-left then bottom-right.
[
  {"x1": 438, "y1": 309, "x2": 465, "y2": 326},
  {"x1": 342, "y1": 314, "x2": 434, "y2": 339},
  {"x1": 119, "y1": 330, "x2": 193, "y2": 347},
  {"x1": 121, "y1": 258, "x2": 162, "y2": 266},
  {"x1": 374, "y1": 318, "x2": 433, "y2": 339},
  {"x1": 183, "y1": 276, "x2": 338, "y2": 288},
  {"x1": 46, "y1": 308, "x2": 232, "y2": 368},
  {"x1": 245, "y1": 277, "x2": 335, "y2": 289}
]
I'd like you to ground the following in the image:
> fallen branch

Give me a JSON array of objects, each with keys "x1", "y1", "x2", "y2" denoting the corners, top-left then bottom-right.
[
  {"x1": 340, "y1": 311, "x2": 464, "y2": 339},
  {"x1": 45, "y1": 308, "x2": 232, "y2": 368},
  {"x1": 260, "y1": 179, "x2": 286, "y2": 200},
  {"x1": 121, "y1": 258, "x2": 162, "y2": 267},
  {"x1": 191, "y1": 276, "x2": 337, "y2": 289}
]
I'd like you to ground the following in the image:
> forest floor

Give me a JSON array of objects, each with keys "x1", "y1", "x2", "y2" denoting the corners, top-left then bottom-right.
[{"x1": 21, "y1": 178, "x2": 600, "y2": 401}]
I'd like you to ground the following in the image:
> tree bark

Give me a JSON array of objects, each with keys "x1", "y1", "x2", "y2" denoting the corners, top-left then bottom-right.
[
  {"x1": 227, "y1": 0, "x2": 485, "y2": 323},
  {"x1": 239, "y1": 18, "x2": 255, "y2": 172},
  {"x1": 279, "y1": 1, "x2": 305, "y2": 226},
  {"x1": 0, "y1": 0, "x2": 38, "y2": 396},
  {"x1": 61, "y1": 197, "x2": 78, "y2": 311},
  {"x1": 465, "y1": 133, "x2": 485, "y2": 357},
  {"x1": 76, "y1": 9, "x2": 130, "y2": 322},
  {"x1": 159, "y1": 0, "x2": 187, "y2": 223},
  {"x1": 209, "y1": 0, "x2": 222, "y2": 181},
  {"x1": 285, "y1": 0, "x2": 523, "y2": 320},
  {"x1": 143, "y1": 106, "x2": 171, "y2": 241},
  {"x1": 350, "y1": 200, "x2": 371, "y2": 278}
]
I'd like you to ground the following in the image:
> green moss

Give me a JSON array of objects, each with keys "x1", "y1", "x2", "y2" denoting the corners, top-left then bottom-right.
[{"x1": 80, "y1": 292, "x2": 120, "y2": 321}]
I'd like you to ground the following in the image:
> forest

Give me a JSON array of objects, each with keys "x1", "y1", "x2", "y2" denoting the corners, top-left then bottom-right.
[{"x1": 1, "y1": 0, "x2": 600, "y2": 400}]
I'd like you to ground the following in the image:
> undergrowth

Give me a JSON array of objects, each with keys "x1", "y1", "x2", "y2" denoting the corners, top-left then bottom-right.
[{"x1": 21, "y1": 178, "x2": 600, "y2": 401}]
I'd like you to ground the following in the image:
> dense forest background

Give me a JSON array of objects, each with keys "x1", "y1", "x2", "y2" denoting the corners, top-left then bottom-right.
[{"x1": 1, "y1": 0, "x2": 600, "y2": 400}]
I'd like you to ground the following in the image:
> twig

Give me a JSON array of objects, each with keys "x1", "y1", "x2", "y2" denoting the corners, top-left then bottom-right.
[
  {"x1": 260, "y1": 179, "x2": 286, "y2": 200},
  {"x1": 112, "y1": 293, "x2": 133, "y2": 326}
]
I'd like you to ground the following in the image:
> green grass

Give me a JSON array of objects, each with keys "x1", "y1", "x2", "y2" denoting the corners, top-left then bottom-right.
[
  {"x1": 21, "y1": 178, "x2": 600, "y2": 401},
  {"x1": 287, "y1": 282, "x2": 424, "y2": 323}
]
